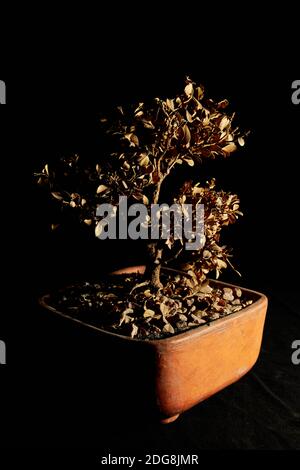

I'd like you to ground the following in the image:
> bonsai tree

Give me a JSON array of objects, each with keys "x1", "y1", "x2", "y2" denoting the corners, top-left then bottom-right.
[{"x1": 35, "y1": 78, "x2": 252, "y2": 339}]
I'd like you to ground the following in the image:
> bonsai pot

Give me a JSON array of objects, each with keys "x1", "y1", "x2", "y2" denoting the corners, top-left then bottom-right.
[{"x1": 39, "y1": 266, "x2": 268, "y2": 424}]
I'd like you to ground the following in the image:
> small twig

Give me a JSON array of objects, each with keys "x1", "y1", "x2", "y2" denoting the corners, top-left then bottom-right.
[
  {"x1": 226, "y1": 257, "x2": 241, "y2": 277},
  {"x1": 164, "y1": 246, "x2": 184, "y2": 264},
  {"x1": 129, "y1": 281, "x2": 150, "y2": 295}
]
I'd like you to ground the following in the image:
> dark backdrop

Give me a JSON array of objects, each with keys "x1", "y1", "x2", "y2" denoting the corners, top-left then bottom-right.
[{"x1": 0, "y1": 20, "x2": 299, "y2": 456}]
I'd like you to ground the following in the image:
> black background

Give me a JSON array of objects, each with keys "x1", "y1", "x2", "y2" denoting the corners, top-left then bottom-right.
[{"x1": 0, "y1": 10, "x2": 300, "y2": 458}]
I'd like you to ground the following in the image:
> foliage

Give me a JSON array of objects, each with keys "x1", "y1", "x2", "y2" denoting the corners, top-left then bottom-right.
[{"x1": 36, "y1": 78, "x2": 249, "y2": 338}]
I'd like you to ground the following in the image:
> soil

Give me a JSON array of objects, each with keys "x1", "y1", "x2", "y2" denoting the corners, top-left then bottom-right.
[{"x1": 47, "y1": 271, "x2": 254, "y2": 340}]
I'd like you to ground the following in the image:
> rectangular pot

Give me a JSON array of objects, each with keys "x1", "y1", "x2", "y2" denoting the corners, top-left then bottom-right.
[{"x1": 39, "y1": 280, "x2": 268, "y2": 423}]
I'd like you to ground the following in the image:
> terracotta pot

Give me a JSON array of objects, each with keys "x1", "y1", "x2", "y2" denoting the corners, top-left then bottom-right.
[{"x1": 39, "y1": 266, "x2": 268, "y2": 424}]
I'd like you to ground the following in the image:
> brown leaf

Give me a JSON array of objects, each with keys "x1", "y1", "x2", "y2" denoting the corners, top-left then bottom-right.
[
  {"x1": 162, "y1": 323, "x2": 175, "y2": 334},
  {"x1": 144, "y1": 309, "x2": 155, "y2": 318},
  {"x1": 125, "y1": 133, "x2": 139, "y2": 147},
  {"x1": 199, "y1": 282, "x2": 213, "y2": 294},
  {"x1": 223, "y1": 289, "x2": 234, "y2": 301},
  {"x1": 182, "y1": 124, "x2": 191, "y2": 146},
  {"x1": 235, "y1": 288, "x2": 242, "y2": 298},
  {"x1": 195, "y1": 86, "x2": 204, "y2": 100},
  {"x1": 191, "y1": 314, "x2": 206, "y2": 324},
  {"x1": 51, "y1": 192, "x2": 63, "y2": 201},
  {"x1": 184, "y1": 83, "x2": 193, "y2": 97},
  {"x1": 184, "y1": 158, "x2": 194, "y2": 167},
  {"x1": 138, "y1": 153, "x2": 150, "y2": 167},
  {"x1": 166, "y1": 98, "x2": 175, "y2": 111},
  {"x1": 217, "y1": 99, "x2": 229, "y2": 109},
  {"x1": 186, "y1": 110, "x2": 193, "y2": 123},
  {"x1": 219, "y1": 116, "x2": 230, "y2": 131},
  {"x1": 142, "y1": 120, "x2": 155, "y2": 129},
  {"x1": 216, "y1": 259, "x2": 227, "y2": 270},
  {"x1": 131, "y1": 324, "x2": 139, "y2": 338},
  {"x1": 95, "y1": 222, "x2": 104, "y2": 238},
  {"x1": 222, "y1": 142, "x2": 237, "y2": 154},
  {"x1": 142, "y1": 194, "x2": 149, "y2": 205},
  {"x1": 178, "y1": 313, "x2": 188, "y2": 321},
  {"x1": 131, "y1": 134, "x2": 139, "y2": 146},
  {"x1": 123, "y1": 161, "x2": 130, "y2": 170},
  {"x1": 160, "y1": 303, "x2": 170, "y2": 315},
  {"x1": 119, "y1": 308, "x2": 134, "y2": 326},
  {"x1": 97, "y1": 184, "x2": 108, "y2": 194}
]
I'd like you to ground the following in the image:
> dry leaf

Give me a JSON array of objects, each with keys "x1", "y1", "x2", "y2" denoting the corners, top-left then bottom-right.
[
  {"x1": 184, "y1": 83, "x2": 193, "y2": 97},
  {"x1": 222, "y1": 142, "x2": 237, "y2": 154},
  {"x1": 166, "y1": 98, "x2": 175, "y2": 111},
  {"x1": 143, "y1": 194, "x2": 149, "y2": 205},
  {"x1": 195, "y1": 86, "x2": 204, "y2": 100},
  {"x1": 199, "y1": 282, "x2": 213, "y2": 294},
  {"x1": 186, "y1": 110, "x2": 193, "y2": 123},
  {"x1": 162, "y1": 323, "x2": 175, "y2": 334},
  {"x1": 144, "y1": 309, "x2": 155, "y2": 318},
  {"x1": 160, "y1": 303, "x2": 170, "y2": 315},
  {"x1": 182, "y1": 124, "x2": 191, "y2": 146},
  {"x1": 97, "y1": 184, "x2": 108, "y2": 194},
  {"x1": 95, "y1": 222, "x2": 104, "y2": 238},
  {"x1": 119, "y1": 308, "x2": 134, "y2": 326},
  {"x1": 184, "y1": 158, "x2": 194, "y2": 167},
  {"x1": 216, "y1": 259, "x2": 227, "y2": 270},
  {"x1": 131, "y1": 324, "x2": 139, "y2": 338},
  {"x1": 51, "y1": 192, "x2": 63, "y2": 200},
  {"x1": 220, "y1": 116, "x2": 230, "y2": 131},
  {"x1": 235, "y1": 288, "x2": 242, "y2": 298},
  {"x1": 138, "y1": 153, "x2": 150, "y2": 167}
]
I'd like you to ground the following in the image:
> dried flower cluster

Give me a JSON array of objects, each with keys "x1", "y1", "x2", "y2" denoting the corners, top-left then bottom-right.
[{"x1": 36, "y1": 78, "x2": 249, "y2": 339}]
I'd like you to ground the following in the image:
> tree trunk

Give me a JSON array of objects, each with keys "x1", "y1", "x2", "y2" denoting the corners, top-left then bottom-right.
[
  {"x1": 151, "y1": 262, "x2": 163, "y2": 290},
  {"x1": 146, "y1": 166, "x2": 164, "y2": 289},
  {"x1": 145, "y1": 244, "x2": 163, "y2": 289}
]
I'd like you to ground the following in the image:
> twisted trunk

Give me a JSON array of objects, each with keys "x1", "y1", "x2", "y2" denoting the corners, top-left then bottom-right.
[
  {"x1": 145, "y1": 244, "x2": 163, "y2": 289},
  {"x1": 146, "y1": 175, "x2": 164, "y2": 289}
]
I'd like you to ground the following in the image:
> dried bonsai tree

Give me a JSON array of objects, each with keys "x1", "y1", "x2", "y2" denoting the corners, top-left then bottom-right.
[{"x1": 35, "y1": 78, "x2": 253, "y2": 339}]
